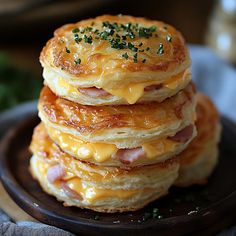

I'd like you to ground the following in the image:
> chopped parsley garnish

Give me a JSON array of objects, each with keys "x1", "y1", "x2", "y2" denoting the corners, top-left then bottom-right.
[
  {"x1": 138, "y1": 25, "x2": 156, "y2": 38},
  {"x1": 74, "y1": 58, "x2": 81, "y2": 64},
  {"x1": 65, "y1": 47, "x2": 70, "y2": 53},
  {"x1": 74, "y1": 34, "x2": 82, "y2": 44},
  {"x1": 157, "y1": 43, "x2": 164, "y2": 55},
  {"x1": 133, "y1": 52, "x2": 138, "y2": 63},
  {"x1": 84, "y1": 35, "x2": 93, "y2": 44},
  {"x1": 72, "y1": 28, "x2": 79, "y2": 33},
  {"x1": 122, "y1": 52, "x2": 129, "y2": 59},
  {"x1": 69, "y1": 19, "x2": 165, "y2": 63}
]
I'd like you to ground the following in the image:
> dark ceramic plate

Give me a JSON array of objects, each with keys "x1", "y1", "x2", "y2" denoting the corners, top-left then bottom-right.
[{"x1": 0, "y1": 115, "x2": 236, "y2": 236}]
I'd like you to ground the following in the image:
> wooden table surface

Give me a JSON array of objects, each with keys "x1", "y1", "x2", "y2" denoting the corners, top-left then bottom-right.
[{"x1": 0, "y1": 182, "x2": 34, "y2": 221}]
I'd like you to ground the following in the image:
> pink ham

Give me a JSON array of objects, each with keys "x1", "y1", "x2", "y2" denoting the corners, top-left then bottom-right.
[
  {"x1": 168, "y1": 124, "x2": 194, "y2": 143},
  {"x1": 144, "y1": 84, "x2": 163, "y2": 92},
  {"x1": 47, "y1": 164, "x2": 66, "y2": 184},
  {"x1": 115, "y1": 147, "x2": 145, "y2": 165},
  {"x1": 61, "y1": 182, "x2": 83, "y2": 200},
  {"x1": 78, "y1": 87, "x2": 110, "y2": 97}
]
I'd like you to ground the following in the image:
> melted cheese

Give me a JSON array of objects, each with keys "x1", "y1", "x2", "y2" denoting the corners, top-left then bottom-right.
[
  {"x1": 106, "y1": 83, "x2": 147, "y2": 104},
  {"x1": 47, "y1": 126, "x2": 118, "y2": 162},
  {"x1": 67, "y1": 178, "x2": 139, "y2": 203},
  {"x1": 106, "y1": 69, "x2": 189, "y2": 104},
  {"x1": 142, "y1": 139, "x2": 176, "y2": 159},
  {"x1": 58, "y1": 78, "x2": 78, "y2": 94},
  {"x1": 35, "y1": 159, "x2": 140, "y2": 203},
  {"x1": 47, "y1": 126, "x2": 177, "y2": 163},
  {"x1": 54, "y1": 69, "x2": 189, "y2": 104}
]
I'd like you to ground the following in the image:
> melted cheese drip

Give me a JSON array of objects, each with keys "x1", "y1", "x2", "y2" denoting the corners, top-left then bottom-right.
[
  {"x1": 47, "y1": 126, "x2": 177, "y2": 162},
  {"x1": 67, "y1": 178, "x2": 140, "y2": 203},
  {"x1": 54, "y1": 69, "x2": 189, "y2": 104},
  {"x1": 106, "y1": 83, "x2": 147, "y2": 104}
]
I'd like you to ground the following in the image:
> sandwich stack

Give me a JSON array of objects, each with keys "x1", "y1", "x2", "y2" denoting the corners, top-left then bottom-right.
[{"x1": 30, "y1": 15, "x2": 221, "y2": 213}]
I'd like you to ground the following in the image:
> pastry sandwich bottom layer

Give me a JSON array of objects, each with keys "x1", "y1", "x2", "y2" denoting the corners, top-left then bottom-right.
[{"x1": 30, "y1": 154, "x2": 179, "y2": 213}]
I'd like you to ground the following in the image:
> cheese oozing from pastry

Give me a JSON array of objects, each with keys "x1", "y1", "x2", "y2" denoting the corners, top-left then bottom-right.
[
  {"x1": 47, "y1": 126, "x2": 178, "y2": 163},
  {"x1": 66, "y1": 178, "x2": 140, "y2": 203},
  {"x1": 45, "y1": 68, "x2": 190, "y2": 104}
]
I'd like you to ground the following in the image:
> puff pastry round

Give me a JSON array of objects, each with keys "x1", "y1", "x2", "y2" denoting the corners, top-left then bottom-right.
[
  {"x1": 40, "y1": 15, "x2": 191, "y2": 105},
  {"x1": 38, "y1": 83, "x2": 196, "y2": 148}
]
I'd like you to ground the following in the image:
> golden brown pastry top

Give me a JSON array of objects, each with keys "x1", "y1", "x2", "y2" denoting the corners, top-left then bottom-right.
[
  {"x1": 38, "y1": 83, "x2": 196, "y2": 135},
  {"x1": 40, "y1": 15, "x2": 190, "y2": 88}
]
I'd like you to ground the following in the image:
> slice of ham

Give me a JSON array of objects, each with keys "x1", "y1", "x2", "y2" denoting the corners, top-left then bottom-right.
[
  {"x1": 61, "y1": 182, "x2": 83, "y2": 201},
  {"x1": 144, "y1": 84, "x2": 163, "y2": 92},
  {"x1": 168, "y1": 124, "x2": 194, "y2": 143},
  {"x1": 115, "y1": 147, "x2": 145, "y2": 165},
  {"x1": 78, "y1": 87, "x2": 110, "y2": 97},
  {"x1": 47, "y1": 164, "x2": 66, "y2": 184}
]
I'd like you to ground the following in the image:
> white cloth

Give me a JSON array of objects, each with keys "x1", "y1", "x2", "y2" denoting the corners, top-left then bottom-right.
[{"x1": 190, "y1": 45, "x2": 236, "y2": 122}]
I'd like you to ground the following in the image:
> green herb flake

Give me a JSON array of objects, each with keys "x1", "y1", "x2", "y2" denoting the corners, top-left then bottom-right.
[
  {"x1": 72, "y1": 28, "x2": 79, "y2": 33},
  {"x1": 122, "y1": 52, "x2": 129, "y2": 59},
  {"x1": 157, "y1": 43, "x2": 164, "y2": 55},
  {"x1": 138, "y1": 42, "x2": 143, "y2": 47},
  {"x1": 138, "y1": 25, "x2": 156, "y2": 38},
  {"x1": 133, "y1": 52, "x2": 138, "y2": 63},
  {"x1": 146, "y1": 47, "x2": 150, "y2": 51},
  {"x1": 65, "y1": 47, "x2": 70, "y2": 53},
  {"x1": 74, "y1": 34, "x2": 82, "y2": 44},
  {"x1": 74, "y1": 58, "x2": 81, "y2": 65},
  {"x1": 84, "y1": 35, "x2": 93, "y2": 44}
]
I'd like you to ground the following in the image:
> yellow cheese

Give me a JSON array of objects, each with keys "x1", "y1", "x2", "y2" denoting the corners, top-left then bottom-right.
[
  {"x1": 47, "y1": 126, "x2": 177, "y2": 162},
  {"x1": 47, "y1": 127, "x2": 118, "y2": 162},
  {"x1": 142, "y1": 139, "x2": 176, "y2": 159},
  {"x1": 106, "y1": 83, "x2": 147, "y2": 104},
  {"x1": 58, "y1": 78, "x2": 78, "y2": 94},
  {"x1": 67, "y1": 178, "x2": 139, "y2": 203},
  {"x1": 57, "y1": 70, "x2": 189, "y2": 104},
  {"x1": 37, "y1": 159, "x2": 49, "y2": 175}
]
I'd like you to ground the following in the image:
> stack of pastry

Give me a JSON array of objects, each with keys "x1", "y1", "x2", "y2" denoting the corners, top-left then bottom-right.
[{"x1": 29, "y1": 15, "x2": 221, "y2": 213}]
